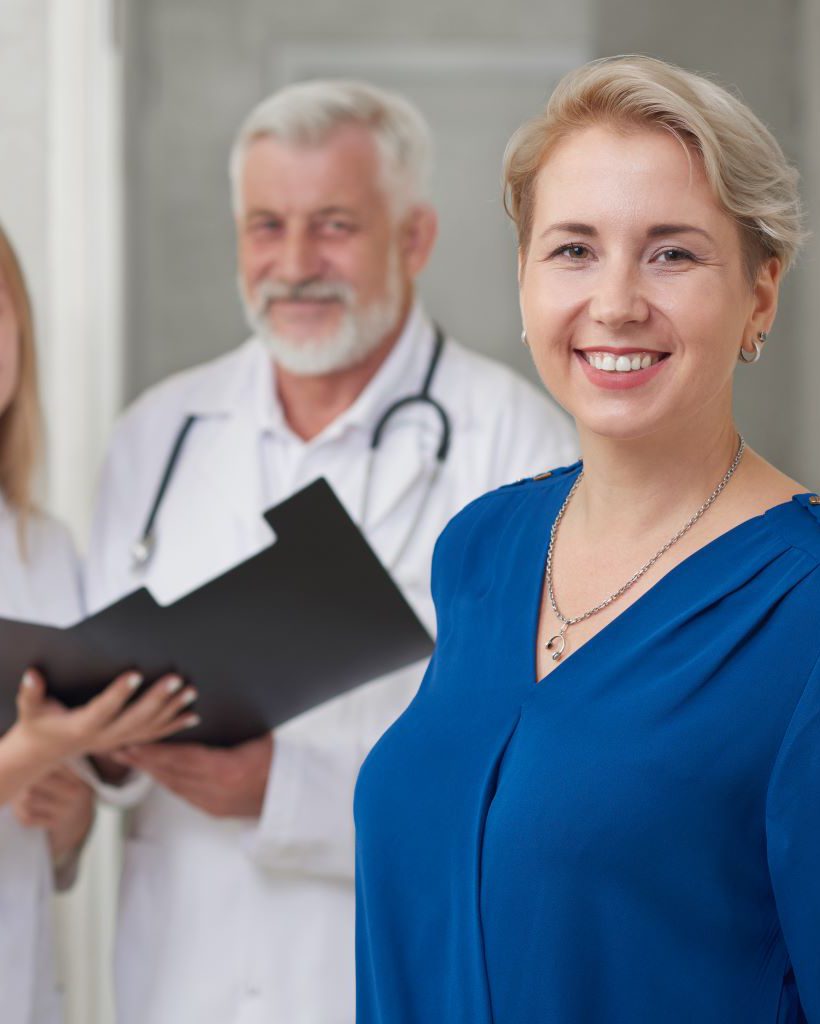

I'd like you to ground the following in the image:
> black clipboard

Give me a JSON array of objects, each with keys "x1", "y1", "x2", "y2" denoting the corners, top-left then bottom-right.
[{"x1": 0, "y1": 479, "x2": 434, "y2": 746}]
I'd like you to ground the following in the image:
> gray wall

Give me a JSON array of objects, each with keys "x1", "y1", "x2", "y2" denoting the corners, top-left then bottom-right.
[
  {"x1": 796, "y1": 0, "x2": 820, "y2": 488},
  {"x1": 122, "y1": 0, "x2": 590, "y2": 393}
]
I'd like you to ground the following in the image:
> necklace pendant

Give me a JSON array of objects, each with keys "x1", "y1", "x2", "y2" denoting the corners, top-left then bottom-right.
[{"x1": 546, "y1": 632, "x2": 566, "y2": 662}]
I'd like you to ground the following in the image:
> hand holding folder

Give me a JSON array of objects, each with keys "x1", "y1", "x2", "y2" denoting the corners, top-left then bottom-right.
[{"x1": 0, "y1": 480, "x2": 434, "y2": 746}]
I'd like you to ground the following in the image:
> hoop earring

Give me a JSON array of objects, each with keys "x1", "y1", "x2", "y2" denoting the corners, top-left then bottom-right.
[{"x1": 738, "y1": 330, "x2": 768, "y2": 364}]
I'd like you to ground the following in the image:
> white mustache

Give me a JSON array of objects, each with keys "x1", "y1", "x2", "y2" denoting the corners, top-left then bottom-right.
[{"x1": 254, "y1": 279, "x2": 355, "y2": 315}]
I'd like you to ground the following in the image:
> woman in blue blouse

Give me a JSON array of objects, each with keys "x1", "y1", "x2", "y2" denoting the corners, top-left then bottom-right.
[{"x1": 354, "y1": 55, "x2": 820, "y2": 1023}]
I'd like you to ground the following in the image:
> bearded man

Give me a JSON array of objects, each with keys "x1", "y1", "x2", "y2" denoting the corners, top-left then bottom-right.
[{"x1": 84, "y1": 79, "x2": 576, "y2": 1024}]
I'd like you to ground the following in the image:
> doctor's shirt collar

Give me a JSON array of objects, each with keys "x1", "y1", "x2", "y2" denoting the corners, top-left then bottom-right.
[{"x1": 250, "y1": 300, "x2": 435, "y2": 446}]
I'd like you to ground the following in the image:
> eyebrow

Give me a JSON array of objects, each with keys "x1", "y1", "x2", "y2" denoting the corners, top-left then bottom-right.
[
  {"x1": 311, "y1": 206, "x2": 358, "y2": 218},
  {"x1": 647, "y1": 223, "x2": 715, "y2": 243},
  {"x1": 245, "y1": 205, "x2": 358, "y2": 221},
  {"x1": 540, "y1": 222, "x2": 716, "y2": 244}
]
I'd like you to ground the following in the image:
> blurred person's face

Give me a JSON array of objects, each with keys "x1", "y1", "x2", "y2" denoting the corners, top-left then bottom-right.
[
  {"x1": 0, "y1": 269, "x2": 21, "y2": 415},
  {"x1": 235, "y1": 124, "x2": 433, "y2": 375},
  {"x1": 518, "y1": 125, "x2": 780, "y2": 442}
]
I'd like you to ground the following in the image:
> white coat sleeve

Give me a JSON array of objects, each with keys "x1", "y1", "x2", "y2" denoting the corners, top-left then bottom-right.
[{"x1": 242, "y1": 661, "x2": 424, "y2": 881}]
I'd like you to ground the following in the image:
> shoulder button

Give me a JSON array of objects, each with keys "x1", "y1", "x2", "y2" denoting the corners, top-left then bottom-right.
[{"x1": 809, "y1": 495, "x2": 820, "y2": 506}]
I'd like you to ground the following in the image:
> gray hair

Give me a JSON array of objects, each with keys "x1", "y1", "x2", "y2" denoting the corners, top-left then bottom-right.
[
  {"x1": 503, "y1": 55, "x2": 807, "y2": 280},
  {"x1": 229, "y1": 79, "x2": 433, "y2": 217}
]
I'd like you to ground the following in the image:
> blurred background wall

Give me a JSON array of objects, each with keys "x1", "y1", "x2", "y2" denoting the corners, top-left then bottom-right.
[
  {"x1": 122, "y1": 0, "x2": 819, "y2": 485},
  {"x1": 120, "y1": 0, "x2": 591, "y2": 396},
  {"x1": 0, "y1": 1, "x2": 818, "y2": 1021}
]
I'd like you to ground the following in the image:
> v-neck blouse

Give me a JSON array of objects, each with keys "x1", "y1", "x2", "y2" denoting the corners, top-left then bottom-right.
[{"x1": 354, "y1": 461, "x2": 820, "y2": 1023}]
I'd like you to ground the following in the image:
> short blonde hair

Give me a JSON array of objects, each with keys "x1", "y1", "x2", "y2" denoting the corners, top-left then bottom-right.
[
  {"x1": 0, "y1": 224, "x2": 42, "y2": 542},
  {"x1": 503, "y1": 55, "x2": 806, "y2": 280}
]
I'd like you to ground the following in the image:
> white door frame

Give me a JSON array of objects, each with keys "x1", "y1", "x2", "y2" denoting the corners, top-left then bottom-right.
[{"x1": 47, "y1": 2, "x2": 124, "y2": 1022}]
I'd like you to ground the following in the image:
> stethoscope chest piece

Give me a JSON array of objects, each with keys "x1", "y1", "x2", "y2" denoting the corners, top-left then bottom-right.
[{"x1": 130, "y1": 533, "x2": 155, "y2": 570}]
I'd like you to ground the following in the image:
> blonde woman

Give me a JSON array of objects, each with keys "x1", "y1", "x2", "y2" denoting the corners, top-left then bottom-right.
[
  {"x1": 354, "y1": 57, "x2": 820, "y2": 1022},
  {"x1": 0, "y1": 225, "x2": 197, "y2": 1023}
]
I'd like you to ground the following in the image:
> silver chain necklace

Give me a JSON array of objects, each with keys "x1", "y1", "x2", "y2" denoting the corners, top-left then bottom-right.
[{"x1": 544, "y1": 434, "x2": 746, "y2": 663}]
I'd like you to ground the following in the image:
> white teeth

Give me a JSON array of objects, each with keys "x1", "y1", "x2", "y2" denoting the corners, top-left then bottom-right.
[{"x1": 582, "y1": 350, "x2": 663, "y2": 373}]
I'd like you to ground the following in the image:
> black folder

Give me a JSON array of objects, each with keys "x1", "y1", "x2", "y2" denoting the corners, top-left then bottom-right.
[{"x1": 0, "y1": 479, "x2": 434, "y2": 746}]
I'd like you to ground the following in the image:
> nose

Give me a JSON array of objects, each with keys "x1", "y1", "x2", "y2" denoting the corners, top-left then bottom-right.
[
  {"x1": 587, "y1": 259, "x2": 649, "y2": 330},
  {"x1": 278, "y1": 229, "x2": 322, "y2": 284}
]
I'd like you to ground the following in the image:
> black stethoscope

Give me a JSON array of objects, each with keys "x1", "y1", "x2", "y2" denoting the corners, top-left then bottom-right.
[{"x1": 130, "y1": 325, "x2": 451, "y2": 573}]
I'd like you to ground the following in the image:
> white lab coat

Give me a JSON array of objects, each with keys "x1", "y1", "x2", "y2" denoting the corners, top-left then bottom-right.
[
  {"x1": 85, "y1": 305, "x2": 578, "y2": 1024},
  {"x1": 0, "y1": 500, "x2": 83, "y2": 1024}
]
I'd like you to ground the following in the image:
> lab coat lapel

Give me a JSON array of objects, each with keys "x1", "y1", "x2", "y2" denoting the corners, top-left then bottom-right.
[
  {"x1": 186, "y1": 338, "x2": 273, "y2": 551},
  {"x1": 143, "y1": 409, "x2": 271, "y2": 605},
  {"x1": 195, "y1": 411, "x2": 271, "y2": 547}
]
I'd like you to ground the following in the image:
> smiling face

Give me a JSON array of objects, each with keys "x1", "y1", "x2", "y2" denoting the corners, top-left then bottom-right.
[
  {"x1": 235, "y1": 124, "x2": 433, "y2": 375},
  {"x1": 519, "y1": 124, "x2": 779, "y2": 442}
]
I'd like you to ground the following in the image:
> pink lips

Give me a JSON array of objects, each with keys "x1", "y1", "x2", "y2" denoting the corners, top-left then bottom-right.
[{"x1": 574, "y1": 350, "x2": 670, "y2": 390}]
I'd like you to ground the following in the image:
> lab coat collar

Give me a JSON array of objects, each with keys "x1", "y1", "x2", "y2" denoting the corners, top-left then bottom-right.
[
  {"x1": 171, "y1": 302, "x2": 443, "y2": 546},
  {"x1": 180, "y1": 337, "x2": 268, "y2": 419},
  {"x1": 260, "y1": 300, "x2": 436, "y2": 446},
  {"x1": 312, "y1": 302, "x2": 434, "y2": 443},
  {"x1": 254, "y1": 303, "x2": 443, "y2": 542}
]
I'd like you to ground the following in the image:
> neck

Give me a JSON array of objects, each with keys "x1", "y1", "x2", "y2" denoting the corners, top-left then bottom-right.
[
  {"x1": 274, "y1": 296, "x2": 413, "y2": 441},
  {"x1": 573, "y1": 391, "x2": 743, "y2": 539}
]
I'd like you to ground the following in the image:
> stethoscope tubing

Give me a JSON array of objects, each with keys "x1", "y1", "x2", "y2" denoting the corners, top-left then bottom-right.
[
  {"x1": 132, "y1": 325, "x2": 450, "y2": 572},
  {"x1": 130, "y1": 414, "x2": 197, "y2": 568},
  {"x1": 359, "y1": 325, "x2": 448, "y2": 570}
]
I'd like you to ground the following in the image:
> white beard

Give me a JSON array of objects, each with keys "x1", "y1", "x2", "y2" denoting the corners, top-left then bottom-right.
[{"x1": 240, "y1": 249, "x2": 404, "y2": 376}]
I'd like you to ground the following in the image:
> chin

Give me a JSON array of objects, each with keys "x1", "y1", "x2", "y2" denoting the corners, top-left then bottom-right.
[
  {"x1": 268, "y1": 311, "x2": 341, "y2": 342},
  {"x1": 584, "y1": 421, "x2": 664, "y2": 443},
  {"x1": 566, "y1": 397, "x2": 674, "y2": 444}
]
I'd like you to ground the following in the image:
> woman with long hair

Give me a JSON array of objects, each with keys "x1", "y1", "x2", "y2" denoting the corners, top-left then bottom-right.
[{"x1": 0, "y1": 224, "x2": 197, "y2": 1023}]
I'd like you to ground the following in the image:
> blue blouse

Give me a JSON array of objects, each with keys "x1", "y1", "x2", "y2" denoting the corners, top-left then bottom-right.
[{"x1": 354, "y1": 462, "x2": 820, "y2": 1023}]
